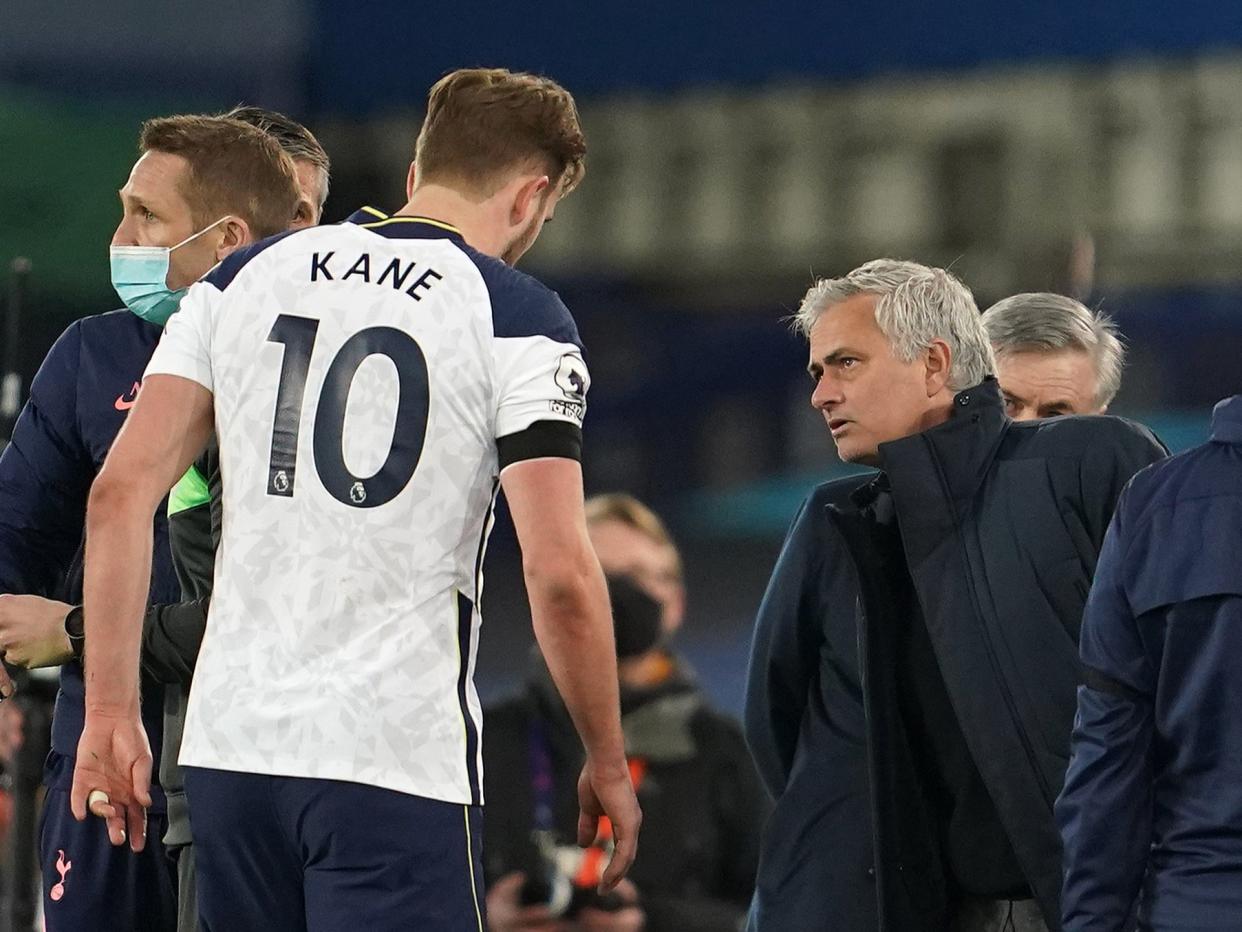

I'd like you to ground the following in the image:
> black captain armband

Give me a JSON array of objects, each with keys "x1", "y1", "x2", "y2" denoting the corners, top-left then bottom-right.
[{"x1": 498, "y1": 420, "x2": 583, "y2": 471}]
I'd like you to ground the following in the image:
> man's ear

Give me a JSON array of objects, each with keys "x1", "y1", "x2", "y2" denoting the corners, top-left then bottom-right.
[
  {"x1": 406, "y1": 162, "x2": 418, "y2": 200},
  {"x1": 925, "y1": 338, "x2": 953, "y2": 397},
  {"x1": 291, "y1": 199, "x2": 317, "y2": 230},
  {"x1": 511, "y1": 175, "x2": 550, "y2": 227},
  {"x1": 215, "y1": 217, "x2": 254, "y2": 260}
]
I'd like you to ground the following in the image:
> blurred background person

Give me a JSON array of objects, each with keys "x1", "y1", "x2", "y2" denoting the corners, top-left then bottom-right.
[
  {"x1": 983, "y1": 293, "x2": 1125, "y2": 420},
  {"x1": 1057, "y1": 394, "x2": 1242, "y2": 932},
  {"x1": 484, "y1": 494, "x2": 766, "y2": 932}
]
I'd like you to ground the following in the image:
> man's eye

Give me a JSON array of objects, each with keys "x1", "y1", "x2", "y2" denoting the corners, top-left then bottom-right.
[
  {"x1": 839, "y1": 358, "x2": 859, "y2": 369},
  {"x1": 142, "y1": 207, "x2": 157, "y2": 221},
  {"x1": 1004, "y1": 398, "x2": 1019, "y2": 415}
]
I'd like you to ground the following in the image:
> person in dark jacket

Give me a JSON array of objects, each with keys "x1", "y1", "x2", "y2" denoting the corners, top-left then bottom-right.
[
  {"x1": 1056, "y1": 394, "x2": 1242, "y2": 932},
  {"x1": 744, "y1": 259, "x2": 1166, "y2": 932},
  {"x1": 0, "y1": 109, "x2": 328, "y2": 932},
  {"x1": 485, "y1": 494, "x2": 766, "y2": 932},
  {"x1": 0, "y1": 112, "x2": 304, "y2": 931}
]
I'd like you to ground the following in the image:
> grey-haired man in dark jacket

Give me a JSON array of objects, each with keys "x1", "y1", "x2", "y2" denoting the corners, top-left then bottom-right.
[{"x1": 745, "y1": 260, "x2": 1166, "y2": 932}]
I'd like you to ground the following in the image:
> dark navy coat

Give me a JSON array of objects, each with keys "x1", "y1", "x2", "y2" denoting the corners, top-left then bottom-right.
[
  {"x1": 745, "y1": 379, "x2": 1166, "y2": 931},
  {"x1": 1057, "y1": 395, "x2": 1242, "y2": 932},
  {"x1": 0, "y1": 310, "x2": 179, "y2": 799}
]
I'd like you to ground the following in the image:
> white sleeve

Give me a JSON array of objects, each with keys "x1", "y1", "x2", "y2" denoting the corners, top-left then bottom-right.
[
  {"x1": 144, "y1": 281, "x2": 216, "y2": 392},
  {"x1": 493, "y1": 335, "x2": 590, "y2": 438}
]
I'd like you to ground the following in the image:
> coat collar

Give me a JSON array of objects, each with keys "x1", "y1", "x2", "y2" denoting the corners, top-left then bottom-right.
[
  {"x1": 877, "y1": 376, "x2": 1009, "y2": 512},
  {"x1": 1210, "y1": 395, "x2": 1242, "y2": 444}
]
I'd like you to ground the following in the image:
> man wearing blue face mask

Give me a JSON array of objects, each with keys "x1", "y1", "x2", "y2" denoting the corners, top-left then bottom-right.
[
  {"x1": 110, "y1": 216, "x2": 236, "y2": 326},
  {"x1": 0, "y1": 113, "x2": 301, "y2": 932}
]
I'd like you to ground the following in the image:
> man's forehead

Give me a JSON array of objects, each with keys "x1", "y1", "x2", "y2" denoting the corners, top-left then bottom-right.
[
  {"x1": 589, "y1": 520, "x2": 675, "y2": 562},
  {"x1": 808, "y1": 294, "x2": 882, "y2": 350},
  {"x1": 291, "y1": 160, "x2": 325, "y2": 203},
  {"x1": 590, "y1": 518, "x2": 657, "y2": 547},
  {"x1": 122, "y1": 150, "x2": 189, "y2": 200},
  {"x1": 997, "y1": 347, "x2": 1095, "y2": 382},
  {"x1": 996, "y1": 348, "x2": 1099, "y2": 401}
]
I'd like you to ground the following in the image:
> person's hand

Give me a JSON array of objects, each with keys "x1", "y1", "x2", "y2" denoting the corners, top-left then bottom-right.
[
  {"x1": 575, "y1": 879, "x2": 645, "y2": 931},
  {"x1": 577, "y1": 759, "x2": 642, "y2": 892},
  {"x1": 0, "y1": 594, "x2": 74, "y2": 668},
  {"x1": 70, "y1": 709, "x2": 152, "y2": 852},
  {"x1": 486, "y1": 872, "x2": 570, "y2": 932}
]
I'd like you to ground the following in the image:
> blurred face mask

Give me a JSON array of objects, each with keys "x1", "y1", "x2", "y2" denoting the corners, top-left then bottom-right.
[
  {"x1": 110, "y1": 217, "x2": 229, "y2": 326},
  {"x1": 606, "y1": 574, "x2": 664, "y2": 660}
]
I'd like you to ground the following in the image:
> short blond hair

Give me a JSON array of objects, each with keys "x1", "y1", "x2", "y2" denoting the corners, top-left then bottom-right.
[
  {"x1": 415, "y1": 67, "x2": 587, "y2": 198},
  {"x1": 139, "y1": 115, "x2": 300, "y2": 239},
  {"x1": 585, "y1": 493, "x2": 682, "y2": 581}
]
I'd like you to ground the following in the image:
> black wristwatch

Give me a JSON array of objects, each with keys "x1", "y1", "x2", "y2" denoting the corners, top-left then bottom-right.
[{"x1": 64, "y1": 605, "x2": 86, "y2": 662}]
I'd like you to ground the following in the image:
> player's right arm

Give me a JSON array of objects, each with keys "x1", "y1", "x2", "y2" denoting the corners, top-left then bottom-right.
[
  {"x1": 501, "y1": 457, "x2": 641, "y2": 892},
  {"x1": 0, "y1": 321, "x2": 95, "y2": 598},
  {"x1": 72, "y1": 283, "x2": 218, "y2": 850},
  {"x1": 72, "y1": 373, "x2": 213, "y2": 850}
]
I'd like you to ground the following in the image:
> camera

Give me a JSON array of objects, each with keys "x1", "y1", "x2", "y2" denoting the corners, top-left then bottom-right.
[{"x1": 519, "y1": 830, "x2": 628, "y2": 919}]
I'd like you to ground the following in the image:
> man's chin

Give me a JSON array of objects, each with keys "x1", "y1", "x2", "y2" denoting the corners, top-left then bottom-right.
[{"x1": 834, "y1": 442, "x2": 880, "y2": 467}]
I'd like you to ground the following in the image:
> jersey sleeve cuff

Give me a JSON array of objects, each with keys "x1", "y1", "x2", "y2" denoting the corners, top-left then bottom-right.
[{"x1": 497, "y1": 420, "x2": 582, "y2": 471}]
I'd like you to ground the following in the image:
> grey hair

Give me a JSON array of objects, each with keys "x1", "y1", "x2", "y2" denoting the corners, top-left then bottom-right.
[
  {"x1": 795, "y1": 258, "x2": 995, "y2": 392},
  {"x1": 223, "y1": 105, "x2": 332, "y2": 210},
  {"x1": 982, "y1": 293, "x2": 1125, "y2": 408}
]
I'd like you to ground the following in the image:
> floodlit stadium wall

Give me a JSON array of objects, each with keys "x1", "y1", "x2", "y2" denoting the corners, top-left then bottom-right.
[{"x1": 318, "y1": 56, "x2": 1242, "y2": 298}]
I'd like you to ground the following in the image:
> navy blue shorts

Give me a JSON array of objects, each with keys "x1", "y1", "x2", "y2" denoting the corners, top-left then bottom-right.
[
  {"x1": 184, "y1": 767, "x2": 486, "y2": 932},
  {"x1": 40, "y1": 755, "x2": 177, "y2": 932}
]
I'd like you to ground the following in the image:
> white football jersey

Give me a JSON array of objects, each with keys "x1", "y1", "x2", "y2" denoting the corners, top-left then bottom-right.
[{"x1": 146, "y1": 209, "x2": 590, "y2": 805}]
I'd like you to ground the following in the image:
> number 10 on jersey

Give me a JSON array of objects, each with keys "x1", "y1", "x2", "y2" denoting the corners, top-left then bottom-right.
[{"x1": 265, "y1": 314, "x2": 430, "y2": 509}]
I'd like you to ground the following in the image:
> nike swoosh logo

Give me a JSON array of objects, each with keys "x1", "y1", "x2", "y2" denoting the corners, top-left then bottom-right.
[{"x1": 114, "y1": 381, "x2": 141, "y2": 411}]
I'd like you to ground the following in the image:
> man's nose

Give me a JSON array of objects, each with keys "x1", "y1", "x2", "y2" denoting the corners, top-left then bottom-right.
[
  {"x1": 811, "y1": 378, "x2": 841, "y2": 410},
  {"x1": 110, "y1": 218, "x2": 138, "y2": 247}
]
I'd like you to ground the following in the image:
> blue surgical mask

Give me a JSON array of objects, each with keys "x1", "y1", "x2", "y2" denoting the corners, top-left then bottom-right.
[{"x1": 110, "y1": 217, "x2": 229, "y2": 326}]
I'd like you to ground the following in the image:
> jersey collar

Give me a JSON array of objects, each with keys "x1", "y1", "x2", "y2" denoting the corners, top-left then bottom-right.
[{"x1": 346, "y1": 206, "x2": 465, "y2": 243}]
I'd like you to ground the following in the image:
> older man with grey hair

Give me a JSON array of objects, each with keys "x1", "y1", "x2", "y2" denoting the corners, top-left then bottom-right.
[
  {"x1": 744, "y1": 259, "x2": 1165, "y2": 932},
  {"x1": 983, "y1": 293, "x2": 1125, "y2": 420}
]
